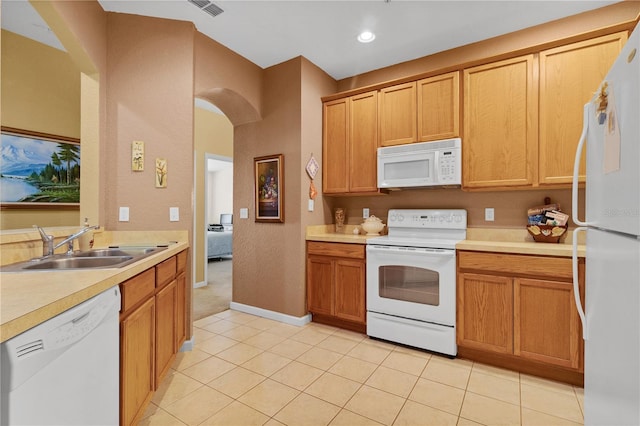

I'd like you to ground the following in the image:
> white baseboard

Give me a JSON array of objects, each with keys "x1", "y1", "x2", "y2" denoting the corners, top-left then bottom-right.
[
  {"x1": 193, "y1": 280, "x2": 206, "y2": 289},
  {"x1": 179, "y1": 338, "x2": 194, "y2": 352},
  {"x1": 230, "y1": 302, "x2": 311, "y2": 327}
]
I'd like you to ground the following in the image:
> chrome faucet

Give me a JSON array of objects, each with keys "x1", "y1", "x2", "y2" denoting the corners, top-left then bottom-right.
[{"x1": 34, "y1": 224, "x2": 100, "y2": 257}]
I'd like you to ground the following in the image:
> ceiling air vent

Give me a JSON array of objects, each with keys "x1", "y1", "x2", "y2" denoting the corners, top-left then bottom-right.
[{"x1": 187, "y1": 0, "x2": 224, "y2": 18}]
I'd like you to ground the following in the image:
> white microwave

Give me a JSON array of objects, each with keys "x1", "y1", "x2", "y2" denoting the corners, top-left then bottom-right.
[{"x1": 377, "y1": 138, "x2": 462, "y2": 189}]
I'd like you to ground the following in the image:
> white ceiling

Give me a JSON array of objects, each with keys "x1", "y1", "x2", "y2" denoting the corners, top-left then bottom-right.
[{"x1": 2, "y1": 0, "x2": 619, "y2": 80}]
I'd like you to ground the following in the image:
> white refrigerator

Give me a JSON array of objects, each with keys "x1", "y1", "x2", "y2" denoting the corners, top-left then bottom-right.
[{"x1": 571, "y1": 26, "x2": 640, "y2": 425}]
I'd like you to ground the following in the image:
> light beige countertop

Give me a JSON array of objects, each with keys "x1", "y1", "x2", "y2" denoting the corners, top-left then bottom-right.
[
  {"x1": 460, "y1": 228, "x2": 585, "y2": 257},
  {"x1": 306, "y1": 225, "x2": 378, "y2": 244},
  {"x1": 0, "y1": 230, "x2": 189, "y2": 343},
  {"x1": 306, "y1": 225, "x2": 586, "y2": 257}
]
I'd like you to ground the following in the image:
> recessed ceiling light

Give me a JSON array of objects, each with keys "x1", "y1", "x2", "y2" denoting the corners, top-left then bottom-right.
[{"x1": 357, "y1": 31, "x2": 376, "y2": 43}]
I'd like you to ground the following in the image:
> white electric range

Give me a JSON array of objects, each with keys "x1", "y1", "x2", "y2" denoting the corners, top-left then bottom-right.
[{"x1": 366, "y1": 209, "x2": 467, "y2": 356}]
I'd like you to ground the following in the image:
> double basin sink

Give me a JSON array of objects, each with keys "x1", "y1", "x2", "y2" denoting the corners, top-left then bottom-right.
[{"x1": 2, "y1": 246, "x2": 168, "y2": 272}]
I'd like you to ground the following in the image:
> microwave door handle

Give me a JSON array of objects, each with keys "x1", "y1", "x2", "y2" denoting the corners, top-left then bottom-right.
[{"x1": 432, "y1": 150, "x2": 439, "y2": 183}]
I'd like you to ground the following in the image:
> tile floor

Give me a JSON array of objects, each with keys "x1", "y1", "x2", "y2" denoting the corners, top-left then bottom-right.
[{"x1": 140, "y1": 310, "x2": 584, "y2": 426}]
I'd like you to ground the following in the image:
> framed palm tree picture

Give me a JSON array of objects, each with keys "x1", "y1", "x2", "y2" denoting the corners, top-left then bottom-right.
[{"x1": 1, "y1": 127, "x2": 81, "y2": 208}]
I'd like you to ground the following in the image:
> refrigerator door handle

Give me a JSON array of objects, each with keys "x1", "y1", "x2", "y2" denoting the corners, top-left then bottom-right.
[
  {"x1": 572, "y1": 226, "x2": 587, "y2": 340},
  {"x1": 572, "y1": 104, "x2": 592, "y2": 227}
]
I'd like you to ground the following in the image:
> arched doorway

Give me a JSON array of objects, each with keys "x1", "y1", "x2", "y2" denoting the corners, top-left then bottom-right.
[{"x1": 193, "y1": 98, "x2": 235, "y2": 320}]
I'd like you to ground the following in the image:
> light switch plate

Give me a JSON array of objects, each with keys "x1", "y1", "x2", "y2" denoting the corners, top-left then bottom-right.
[
  {"x1": 240, "y1": 208, "x2": 249, "y2": 219},
  {"x1": 169, "y1": 207, "x2": 179, "y2": 222},
  {"x1": 485, "y1": 208, "x2": 495, "y2": 222},
  {"x1": 363, "y1": 208, "x2": 370, "y2": 219},
  {"x1": 119, "y1": 207, "x2": 129, "y2": 222},
  {"x1": 308, "y1": 199, "x2": 314, "y2": 212}
]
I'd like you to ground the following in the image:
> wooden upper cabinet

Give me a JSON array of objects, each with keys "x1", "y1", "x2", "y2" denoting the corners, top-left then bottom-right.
[
  {"x1": 539, "y1": 32, "x2": 627, "y2": 185},
  {"x1": 323, "y1": 91, "x2": 378, "y2": 194},
  {"x1": 323, "y1": 98, "x2": 349, "y2": 193},
  {"x1": 417, "y1": 71, "x2": 460, "y2": 142},
  {"x1": 379, "y1": 82, "x2": 417, "y2": 147},
  {"x1": 463, "y1": 55, "x2": 538, "y2": 189},
  {"x1": 349, "y1": 91, "x2": 379, "y2": 192}
]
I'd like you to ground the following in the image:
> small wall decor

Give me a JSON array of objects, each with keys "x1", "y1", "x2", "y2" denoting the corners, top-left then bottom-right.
[
  {"x1": 254, "y1": 154, "x2": 284, "y2": 223},
  {"x1": 0, "y1": 126, "x2": 81, "y2": 208},
  {"x1": 305, "y1": 154, "x2": 319, "y2": 200},
  {"x1": 155, "y1": 158, "x2": 167, "y2": 188},
  {"x1": 132, "y1": 141, "x2": 144, "y2": 171}
]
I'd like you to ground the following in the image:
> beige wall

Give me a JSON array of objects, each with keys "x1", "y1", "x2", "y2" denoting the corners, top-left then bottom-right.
[
  {"x1": 1, "y1": 30, "x2": 81, "y2": 229},
  {"x1": 232, "y1": 57, "x2": 334, "y2": 317},
  {"x1": 325, "y1": 188, "x2": 582, "y2": 231},
  {"x1": 208, "y1": 169, "x2": 233, "y2": 224},
  {"x1": 1, "y1": 30, "x2": 81, "y2": 137},
  {"x1": 103, "y1": 14, "x2": 195, "y2": 234}
]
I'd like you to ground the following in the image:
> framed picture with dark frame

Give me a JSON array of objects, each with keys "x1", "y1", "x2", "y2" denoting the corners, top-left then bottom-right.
[
  {"x1": 0, "y1": 126, "x2": 81, "y2": 209},
  {"x1": 254, "y1": 154, "x2": 284, "y2": 223}
]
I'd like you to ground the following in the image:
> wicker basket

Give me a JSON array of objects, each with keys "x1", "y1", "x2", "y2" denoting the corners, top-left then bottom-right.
[{"x1": 527, "y1": 224, "x2": 568, "y2": 243}]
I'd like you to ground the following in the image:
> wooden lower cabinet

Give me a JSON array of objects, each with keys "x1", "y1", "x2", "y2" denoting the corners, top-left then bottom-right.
[
  {"x1": 334, "y1": 259, "x2": 366, "y2": 323},
  {"x1": 119, "y1": 250, "x2": 188, "y2": 426},
  {"x1": 457, "y1": 250, "x2": 585, "y2": 385},
  {"x1": 306, "y1": 242, "x2": 366, "y2": 332},
  {"x1": 155, "y1": 279, "x2": 177, "y2": 386},
  {"x1": 514, "y1": 278, "x2": 581, "y2": 369},
  {"x1": 458, "y1": 273, "x2": 513, "y2": 354},
  {"x1": 120, "y1": 296, "x2": 155, "y2": 426}
]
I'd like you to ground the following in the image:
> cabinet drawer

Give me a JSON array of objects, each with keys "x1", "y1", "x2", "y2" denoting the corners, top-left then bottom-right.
[
  {"x1": 307, "y1": 242, "x2": 365, "y2": 259},
  {"x1": 176, "y1": 250, "x2": 187, "y2": 274},
  {"x1": 121, "y1": 268, "x2": 156, "y2": 314},
  {"x1": 156, "y1": 256, "x2": 177, "y2": 288},
  {"x1": 458, "y1": 251, "x2": 572, "y2": 280}
]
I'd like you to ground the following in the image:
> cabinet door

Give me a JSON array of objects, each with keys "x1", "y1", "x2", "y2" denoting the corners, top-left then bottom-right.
[
  {"x1": 539, "y1": 32, "x2": 627, "y2": 185},
  {"x1": 155, "y1": 279, "x2": 177, "y2": 386},
  {"x1": 323, "y1": 98, "x2": 349, "y2": 193},
  {"x1": 334, "y1": 259, "x2": 366, "y2": 324},
  {"x1": 176, "y1": 272, "x2": 186, "y2": 350},
  {"x1": 463, "y1": 55, "x2": 537, "y2": 189},
  {"x1": 458, "y1": 273, "x2": 513, "y2": 354},
  {"x1": 307, "y1": 255, "x2": 334, "y2": 316},
  {"x1": 379, "y1": 82, "x2": 417, "y2": 147},
  {"x1": 349, "y1": 91, "x2": 379, "y2": 192},
  {"x1": 514, "y1": 278, "x2": 581, "y2": 369},
  {"x1": 121, "y1": 297, "x2": 155, "y2": 426},
  {"x1": 418, "y1": 72, "x2": 460, "y2": 141}
]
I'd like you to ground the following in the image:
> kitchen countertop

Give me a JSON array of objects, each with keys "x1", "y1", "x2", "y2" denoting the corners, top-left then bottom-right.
[
  {"x1": 306, "y1": 225, "x2": 586, "y2": 257},
  {"x1": 0, "y1": 233, "x2": 188, "y2": 343}
]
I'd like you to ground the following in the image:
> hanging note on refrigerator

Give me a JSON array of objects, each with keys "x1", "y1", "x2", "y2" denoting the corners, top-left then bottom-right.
[{"x1": 603, "y1": 88, "x2": 621, "y2": 174}]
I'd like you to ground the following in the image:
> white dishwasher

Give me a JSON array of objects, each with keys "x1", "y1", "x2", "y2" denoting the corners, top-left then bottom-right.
[{"x1": 1, "y1": 286, "x2": 121, "y2": 425}]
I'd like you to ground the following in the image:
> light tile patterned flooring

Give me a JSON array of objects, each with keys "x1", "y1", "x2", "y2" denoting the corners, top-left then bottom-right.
[{"x1": 140, "y1": 310, "x2": 584, "y2": 426}]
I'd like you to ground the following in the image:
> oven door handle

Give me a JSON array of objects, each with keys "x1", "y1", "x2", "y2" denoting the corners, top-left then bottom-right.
[{"x1": 367, "y1": 245, "x2": 455, "y2": 256}]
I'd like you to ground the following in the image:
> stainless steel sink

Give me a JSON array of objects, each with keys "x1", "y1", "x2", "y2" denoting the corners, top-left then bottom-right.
[
  {"x1": 1, "y1": 246, "x2": 168, "y2": 272},
  {"x1": 22, "y1": 256, "x2": 135, "y2": 270},
  {"x1": 72, "y1": 247, "x2": 165, "y2": 258}
]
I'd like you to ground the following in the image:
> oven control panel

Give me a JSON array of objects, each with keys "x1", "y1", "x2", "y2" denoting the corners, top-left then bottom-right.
[{"x1": 387, "y1": 209, "x2": 467, "y2": 229}]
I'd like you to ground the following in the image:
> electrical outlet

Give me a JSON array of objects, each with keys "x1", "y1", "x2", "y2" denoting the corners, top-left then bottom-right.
[
  {"x1": 169, "y1": 207, "x2": 179, "y2": 222},
  {"x1": 485, "y1": 208, "x2": 495, "y2": 222},
  {"x1": 119, "y1": 207, "x2": 129, "y2": 222},
  {"x1": 363, "y1": 208, "x2": 370, "y2": 218}
]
